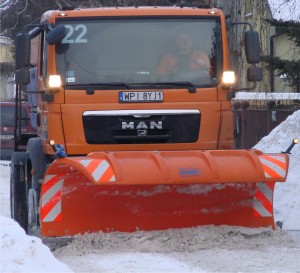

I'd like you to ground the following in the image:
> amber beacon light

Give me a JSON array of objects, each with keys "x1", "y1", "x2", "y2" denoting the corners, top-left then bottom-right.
[{"x1": 283, "y1": 138, "x2": 299, "y2": 154}]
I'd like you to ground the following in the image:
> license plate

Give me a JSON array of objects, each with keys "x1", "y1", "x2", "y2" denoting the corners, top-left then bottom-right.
[
  {"x1": 119, "y1": 91, "x2": 163, "y2": 103},
  {"x1": 0, "y1": 135, "x2": 14, "y2": 140}
]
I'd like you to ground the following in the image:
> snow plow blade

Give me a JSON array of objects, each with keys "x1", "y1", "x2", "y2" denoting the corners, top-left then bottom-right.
[{"x1": 40, "y1": 150, "x2": 288, "y2": 237}]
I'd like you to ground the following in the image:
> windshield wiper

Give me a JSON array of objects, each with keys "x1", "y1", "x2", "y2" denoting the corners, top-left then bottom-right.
[
  {"x1": 128, "y1": 81, "x2": 197, "y2": 93},
  {"x1": 65, "y1": 81, "x2": 208, "y2": 93},
  {"x1": 155, "y1": 81, "x2": 197, "y2": 93},
  {"x1": 65, "y1": 82, "x2": 131, "y2": 91}
]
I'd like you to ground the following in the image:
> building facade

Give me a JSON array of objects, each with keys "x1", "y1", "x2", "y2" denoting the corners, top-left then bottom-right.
[{"x1": 0, "y1": 36, "x2": 14, "y2": 101}]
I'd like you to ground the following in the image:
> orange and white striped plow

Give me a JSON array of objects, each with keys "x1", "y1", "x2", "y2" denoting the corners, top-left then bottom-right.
[{"x1": 40, "y1": 150, "x2": 289, "y2": 237}]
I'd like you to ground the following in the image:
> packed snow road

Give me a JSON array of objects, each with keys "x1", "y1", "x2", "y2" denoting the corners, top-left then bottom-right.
[
  {"x1": 51, "y1": 226, "x2": 300, "y2": 273},
  {"x1": 288, "y1": 230, "x2": 300, "y2": 246}
]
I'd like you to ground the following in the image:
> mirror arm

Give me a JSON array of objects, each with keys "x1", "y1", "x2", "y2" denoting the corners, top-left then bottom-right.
[
  {"x1": 28, "y1": 27, "x2": 43, "y2": 39},
  {"x1": 230, "y1": 21, "x2": 253, "y2": 30},
  {"x1": 25, "y1": 90, "x2": 46, "y2": 94},
  {"x1": 25, "y1": 23, "x2": 50, "y2": 39},
  {"x1": 226, "y1": 82, "x2": 258, "y2": 100},
  {"x1": 233, "y1": 82, "x2": 257, "y2": 92}
]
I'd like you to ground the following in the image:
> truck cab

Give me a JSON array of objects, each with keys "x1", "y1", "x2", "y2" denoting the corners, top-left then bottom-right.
[
  {"x1": 16, "y1": 7, "x2": 239, "y2": 156},
  {"x1": 15, "y1": 7, "x2": 262, "y2": 157}
]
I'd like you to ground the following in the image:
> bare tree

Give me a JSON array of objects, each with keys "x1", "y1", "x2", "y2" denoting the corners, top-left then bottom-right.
[{"x1": 1, "y1": 0, "x2": 211, "y2": 38}]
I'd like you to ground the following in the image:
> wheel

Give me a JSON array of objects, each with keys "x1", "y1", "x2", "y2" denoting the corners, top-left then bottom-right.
[
  {"x1": 27, "y1": 188, "x2": 39, "y2": 230},
  {"x1": 26, "y1": 138, "x2": 52, "y2": 231},
  {"x1": 10, "y1": 152, "x2": 28, "y2": 232}
]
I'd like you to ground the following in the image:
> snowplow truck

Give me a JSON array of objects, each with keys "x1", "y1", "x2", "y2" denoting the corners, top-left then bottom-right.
[{"x1": 11, "y1": 6, "x2": 289, "y2": 238}]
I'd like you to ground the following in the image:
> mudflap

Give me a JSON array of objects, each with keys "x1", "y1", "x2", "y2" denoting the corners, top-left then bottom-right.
[{"x1": 39, "y1": 150, "x2": 288, "y2": 237}]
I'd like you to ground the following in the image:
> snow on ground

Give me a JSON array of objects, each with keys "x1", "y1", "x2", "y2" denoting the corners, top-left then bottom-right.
[
  {"x1": 0, "y1": 160, "x2": 74, "y2": 273},
  {"x1": 0, "y1": 215, "x2": 73, "y2": 273},
  {"x1": 52, "y1": 226, "x2": 300, "y2": 273},
  {"x1": 1, "y1": 110, "x2": 300, "y2": 273},
  {"x1": 254, "y1": 110, "x2": 300, "y2": 230}
]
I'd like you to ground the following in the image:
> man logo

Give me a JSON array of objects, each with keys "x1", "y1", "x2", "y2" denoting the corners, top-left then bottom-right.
[
  {"x1": 137, "y1": 130, "x2": 147, "y2": 136},
  {"x1": 121, "y1": 121, "x2": 162, "y2": 130}
]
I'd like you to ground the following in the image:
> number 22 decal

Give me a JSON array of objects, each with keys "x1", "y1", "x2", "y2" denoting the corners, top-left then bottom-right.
[{"x1": 61, "y1": 24, "x2": 87, "y2": 44}]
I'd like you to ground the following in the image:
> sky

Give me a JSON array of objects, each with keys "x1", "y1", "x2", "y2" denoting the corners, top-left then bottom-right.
[
  {"x1": 0, "y1": 110, "x2": 300, "y2": 273},
  {"x1": 268, "y1": 0, "x2": 300, "y2": 21}
]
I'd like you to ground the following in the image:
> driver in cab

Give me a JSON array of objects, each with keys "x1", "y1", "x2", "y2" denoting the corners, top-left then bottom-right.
[{"x1": 156, "y1": 32, "x2": 211, "y2": 80}]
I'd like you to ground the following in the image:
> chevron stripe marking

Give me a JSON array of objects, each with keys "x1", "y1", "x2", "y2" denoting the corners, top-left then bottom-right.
[
  {"x1": 98, "y1": 164, "x2": 115, "y2": 182},
  {"x1": 259, "y1": 155, "x2": 287, "y2": 179},
  {"x1": 85, "y1": 159, "x2": 102, "y2": 175},
  {"x1": 253, "y1": 182, "x2": 274, "y2": 218},
  {"x1": 41, "y1": 194, "x2": 62, "y2": 222},
  {"x1": 41, "y1": 175, "x2": 64, "y2": 222},
  {"x1": 79, "y1": 159, "x2": 116, "y2": 183},
  {"x1": 41, "y1": 174, "x2": 62, "y2": 195},
  {"x1": 255, "y1": 188, "x2": 272, "y2": 214},
  {"x1": 261, "y1": 163, "x2": 283, "y2": 179},
  {"x1": 261, "y1": 155, "x2": 286, "y2": 169}
]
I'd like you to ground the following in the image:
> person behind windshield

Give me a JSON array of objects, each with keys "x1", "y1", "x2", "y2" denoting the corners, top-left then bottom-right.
[{"x1": 156, "y1": 32, "x2": 211, "y2": 80}]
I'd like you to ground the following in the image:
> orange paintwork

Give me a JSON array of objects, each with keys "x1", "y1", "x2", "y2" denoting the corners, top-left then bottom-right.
[
  {"x1": 30, "y1": 7, "x2": 289, "y2": 236},
  {"x1": 61, "y1": 95, "x2": 221, "y2": 154},
  {"x1": 40, "y1": 150, "x2": 288, "y2": 236},
  {"x1": 39, "y1": 7, "x2": 231, "y2": 156},
  {"x1": 43, "y1": 7, "x2": 225, "y2": 21}
]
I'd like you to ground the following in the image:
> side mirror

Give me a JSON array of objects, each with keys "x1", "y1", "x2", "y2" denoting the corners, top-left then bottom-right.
[
  {"x1": 15, "y1": 68, "x2": 30, "y2": 85},
  {"x1": 46, "y1": 26, "x2": 67, "y2": 45},
  {"x1": 247, "y1": 66, "x2": 263, "y2": 82},
  {"x1": 245, "y1": 30, "x2": 261, "y2": 64},
  {"x1": 15, "y1": 33, "x2": 31, "y2": 68}
]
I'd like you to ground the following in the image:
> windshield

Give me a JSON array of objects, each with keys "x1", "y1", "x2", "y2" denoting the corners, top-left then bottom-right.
[{"x1": 55, "y1": 18, "x2": 222, "y2": 87}]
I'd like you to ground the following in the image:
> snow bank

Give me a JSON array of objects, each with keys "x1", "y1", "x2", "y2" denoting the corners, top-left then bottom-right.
[
  {"x1": 235, "y1": 92, "x2": 300, "y2": 100},
  {"x1": 0, "y1": 215, "x2": 73, "y2": 273},
  {"x1": 254, "y1": 110, "x2": 300, "y2": 230}
]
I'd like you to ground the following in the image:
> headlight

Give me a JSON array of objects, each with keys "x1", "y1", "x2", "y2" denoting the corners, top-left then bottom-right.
[
  {"x1": 48, "y1": 75, "x2": 62, "y2": 88},
  {"x1": 222, "y1": 71, "x2": 235, "y2": 85}
]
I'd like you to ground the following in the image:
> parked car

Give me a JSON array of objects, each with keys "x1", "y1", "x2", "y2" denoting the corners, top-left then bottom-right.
[{"x1": 0, "y1": 102, "x2": 36, "y2": 160}]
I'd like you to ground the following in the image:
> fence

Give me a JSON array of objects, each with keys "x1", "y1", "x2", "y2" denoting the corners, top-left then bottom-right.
[
  {"x1": 232, "y1": 92, "x2": 300, "y2": 149},
  {"x1": 233, "y1": 109, "x2": 296, "y2": 149}
]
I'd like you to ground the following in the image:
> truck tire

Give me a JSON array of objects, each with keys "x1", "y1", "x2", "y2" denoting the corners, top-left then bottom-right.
[
  {"x1": 26, "y1": 137, "x2": 52, "y2": 230},
  {"x1": 10, "y1": 152, "x2": 28, "y2": 232},
  {"x1": 26, "y1": 137, "x2": 51, "y2": 185}
]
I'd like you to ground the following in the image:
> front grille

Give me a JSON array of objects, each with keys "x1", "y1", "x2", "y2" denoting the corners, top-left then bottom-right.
[{"x1": 83, "y1": 110, "x2": 200, "y2": 144}]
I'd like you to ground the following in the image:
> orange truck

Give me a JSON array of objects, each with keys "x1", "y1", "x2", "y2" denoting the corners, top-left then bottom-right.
[{"x1": 11, "y1": 5, "x2": 289, "y2": 238}]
